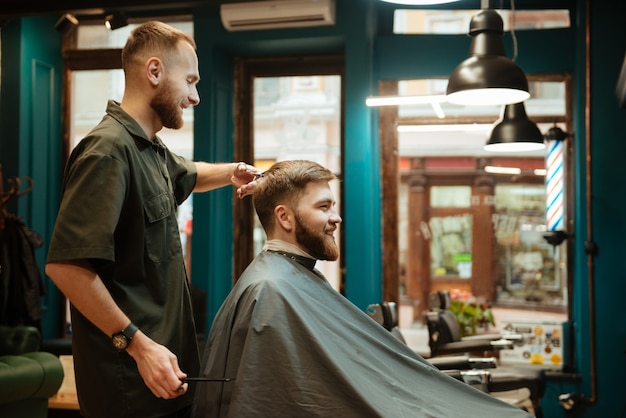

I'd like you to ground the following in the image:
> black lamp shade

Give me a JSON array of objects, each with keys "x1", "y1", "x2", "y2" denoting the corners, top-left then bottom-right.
[
  {"x1": 447, "y1": 9, "x2": 530, "y2": 106},
  {"x1": 485, "y1": 102, "x2": 545, "y2": 152}
]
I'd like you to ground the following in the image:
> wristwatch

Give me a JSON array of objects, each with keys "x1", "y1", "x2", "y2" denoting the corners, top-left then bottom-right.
[{"x1": 111, "y1": 322, "x2": 139, "y2": 351}]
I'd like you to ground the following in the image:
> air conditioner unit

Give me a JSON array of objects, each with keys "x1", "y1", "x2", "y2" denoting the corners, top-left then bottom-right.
[{"x1": 220, "y1": 0, "x2": 336, "y2": 32}]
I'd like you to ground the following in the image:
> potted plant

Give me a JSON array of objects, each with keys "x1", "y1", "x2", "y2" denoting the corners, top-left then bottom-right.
[{"x1": 448, "y1": 289, "x2": 496, "y2": 337}]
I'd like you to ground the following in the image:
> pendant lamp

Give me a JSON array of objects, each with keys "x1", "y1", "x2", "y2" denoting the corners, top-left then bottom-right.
[
  {"x1": 447, "y1": 9, "x2": 530, "y2": 106},
  {"x1": 484, "y1": 102, "x2": 545, "y2": 152}
]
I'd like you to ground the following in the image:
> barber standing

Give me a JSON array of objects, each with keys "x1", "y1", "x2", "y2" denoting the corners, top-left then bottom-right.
[{"x1": 46, "y1": 21, "x2": 259, "y2": 418}]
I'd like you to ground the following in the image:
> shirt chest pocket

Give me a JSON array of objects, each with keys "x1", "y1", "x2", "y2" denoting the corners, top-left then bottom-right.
[{"x1": 144, "y1": 193, "x2": 181, "y2": 263}]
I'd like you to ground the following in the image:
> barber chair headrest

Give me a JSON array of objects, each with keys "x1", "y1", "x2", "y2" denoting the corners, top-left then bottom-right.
[{"x1": 428, "y1": 290, "x2": 451, "y2": 311}]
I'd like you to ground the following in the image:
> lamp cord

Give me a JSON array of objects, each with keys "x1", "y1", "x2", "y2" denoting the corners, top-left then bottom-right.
[
  {"x1": 494, "y1": 0, "x2": 519, "y2": 62},
  {"x1": 509, "y1": 0, "x2": 518, "y2": 61}
]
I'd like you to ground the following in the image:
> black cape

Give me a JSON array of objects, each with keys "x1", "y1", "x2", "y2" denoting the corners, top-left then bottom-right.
[{"x1": 192, "y1": 251, "x2": 531, "y2": 418}]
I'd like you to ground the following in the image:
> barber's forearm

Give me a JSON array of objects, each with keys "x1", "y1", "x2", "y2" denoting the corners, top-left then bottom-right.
[
  {"x1": 193, "y1": 162, "x2": 237, "y2": 192},
  {"x1": 46, "y1": 261, "x2": 186, "y2": 398},
  {"x1": 45, "y1": 261, "x2": 130, "y2": 337}
]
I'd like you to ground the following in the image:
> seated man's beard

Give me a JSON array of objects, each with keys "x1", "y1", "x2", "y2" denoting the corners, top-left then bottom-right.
[
  {"x1": 151, "y1": 84, "x2": 184, "y2": 129},
  {"x1": 295, "y1": 214, "x2": 339, "y2": 261}
]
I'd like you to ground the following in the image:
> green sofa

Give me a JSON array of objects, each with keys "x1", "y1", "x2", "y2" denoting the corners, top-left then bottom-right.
[{"x1": 0, "y1": 326, "x2": 64, "y2": 418}]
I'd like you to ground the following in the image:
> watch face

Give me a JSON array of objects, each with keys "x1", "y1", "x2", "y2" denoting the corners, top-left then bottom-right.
[{"x1": 112, "y1": 334, "x2": 128, "y2": 350}]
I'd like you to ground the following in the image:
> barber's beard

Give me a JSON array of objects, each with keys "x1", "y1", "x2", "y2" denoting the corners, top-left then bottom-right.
[
  {"x1": 151, "y1": 82, "x2": 184, "y2": 130},
  {"x1": 295, "y1": 213, "x2": 339, "y2": 261}
]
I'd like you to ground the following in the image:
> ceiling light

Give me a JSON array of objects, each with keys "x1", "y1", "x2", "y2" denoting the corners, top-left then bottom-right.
[
  {"x1": 398, "y1": 123, "x2": 492, "y2": 133},
  {"x1": 365, "y1": 94, "x2": 447, "y2": 107},
  {"x1": 105, "y1": 12, "x2": 128, "y2": 31},
  {"x1": 55, "y1": 14, "x2": 79, "y2": 35},
  {"x1": 484, "y1": 166, "x2": 521, "y2": 175},
  {"x1": 484, "y1": 102, "x2": 545, "y2": 152},
  {"x1": 431, "y1": 102, "x2": 445, "y2": 118},
  {"x1": 380, "y1": 0, "x2": 462, "y2": 4},
  {"x1": 446, "y1": 9, "x2": 530, "y2": 106}
]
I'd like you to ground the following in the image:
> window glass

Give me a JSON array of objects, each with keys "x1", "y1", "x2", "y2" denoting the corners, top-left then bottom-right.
[
  {"x1": 393, "y1": 9, "x2": 570, "y2": 34},
  {"x1": 70, "y1": 70, "x2": 123, "y2": 149},
  {"x1": 252, "y1": 75, "x2": 342, "y2": 289},
  {"x1": 76, "y1": 22, "x2": 193, "y2": 49},
  {"x1": 430, "y1": 185, "x2": 471, "y2": 208},
  {"x1": 430, "y1": 214, "x2": 473, "y2": 278},
  {"x1": 493, "y1": 185, "x2": 566, "y2": 305}
]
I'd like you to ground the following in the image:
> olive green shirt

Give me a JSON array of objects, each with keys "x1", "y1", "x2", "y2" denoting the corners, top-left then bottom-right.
[{"x1": 48, "y1": 100, "x2": 200, "y2": 418}]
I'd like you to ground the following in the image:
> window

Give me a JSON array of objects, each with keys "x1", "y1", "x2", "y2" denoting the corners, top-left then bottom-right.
[
  {"x1": 429, "y1": 214, "x2": 473, "y2": 278},
  {"x1": 494, "y1": 185, "x2": 565, "y2": 304},
  {"x1": 233, "y1": 55, "x2": 344, "y2": 290},
  {"x1": 251, "y1": 74, "x2": 342, "y2": 288}
]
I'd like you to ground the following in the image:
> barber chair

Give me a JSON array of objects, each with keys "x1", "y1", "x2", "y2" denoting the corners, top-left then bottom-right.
[
  {"x1": 426, "y1": 291, "x2": 545, "y2": 416},
  {"x1": 367, "y1": 298, "x2": 545, "y2": 417},
  {"x1": 366, "y1": 302, "x2": 494, "y2": 391},
  {"x1": 425, "y1": 290, "x2": 521, "y2": 357}
]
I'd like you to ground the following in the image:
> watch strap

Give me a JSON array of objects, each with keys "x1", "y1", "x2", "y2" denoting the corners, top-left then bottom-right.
[{"x1": 122, "y1": 322, "x2": 139, "y2": 340}]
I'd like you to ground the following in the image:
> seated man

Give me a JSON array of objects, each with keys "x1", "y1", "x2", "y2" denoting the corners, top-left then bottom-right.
[{"x1": 192, "y1": 160, "x2": 531, "y2": 418}]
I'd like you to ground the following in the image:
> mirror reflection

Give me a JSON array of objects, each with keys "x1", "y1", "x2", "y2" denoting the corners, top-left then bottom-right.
[{"x1": 388, "y1": 77, "x2": 570, "y2": 336}]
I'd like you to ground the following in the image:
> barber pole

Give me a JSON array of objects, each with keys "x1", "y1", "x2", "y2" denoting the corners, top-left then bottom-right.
[{"x1": 546, "y1": 138, "x2": 564, "y2": 231}]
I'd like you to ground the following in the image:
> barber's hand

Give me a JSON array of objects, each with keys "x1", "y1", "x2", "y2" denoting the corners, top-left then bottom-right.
[
  {"x1": 232, "y1": 162, "x2": 263, "y2": 199},
  {"x1": 126, "y1": 331, "x2": 188, "y2": 399}
]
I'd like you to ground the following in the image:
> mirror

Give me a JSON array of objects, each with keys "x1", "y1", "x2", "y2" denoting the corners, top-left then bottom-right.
[{"x1": 378, "y1": 74, "x2": 572, "y2": 337}]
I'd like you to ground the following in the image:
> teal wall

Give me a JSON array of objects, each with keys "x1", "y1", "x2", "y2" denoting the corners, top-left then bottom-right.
[
  {"x1": 191, "y1": 0, "x2": 382, "y2": 325},
  {"x1": 577, "y1": 0, "x2": 626, "y2": 416},
  {"x1": 189, "y1": 8, "x2": 237, "y2": 332},
  {"x1": 2, "y1": 0, "x2": 626, "y2": 415},
  {"x1": 0, "y1": 16, "x2": 63, "y2": 339}
]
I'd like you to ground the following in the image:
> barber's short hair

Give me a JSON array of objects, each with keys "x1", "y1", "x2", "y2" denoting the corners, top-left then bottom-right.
[
  {"x1": 121, "y1": 21, "x2": 196, "y2": 71},
  {"x1": 253, "y1": 160, "x2": 337, "y2": 232}
]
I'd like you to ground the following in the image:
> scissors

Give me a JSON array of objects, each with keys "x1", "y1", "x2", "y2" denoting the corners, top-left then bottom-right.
[{"x1": 181, "y1": 377, "x2": 235, "y2": 383}]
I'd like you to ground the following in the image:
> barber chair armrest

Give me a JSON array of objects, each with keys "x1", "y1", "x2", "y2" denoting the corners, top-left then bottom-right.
[
  {"x1": 452, "y1": 336, "x2": 516, "y2": 350},
  {"x1": 431, "y1": 339, "x2": 499, "y2": 356},
  {"x1": 429, "y1": 355, "x2": 497, "y2": 370},
  {"x1": 443, "y1": 369, "x2": 492, "y2": 392},
  {"x1": 442, "y1": 369, "x2": 463, "y2": 381},
  {"x1": 462, "y1": 333, "x2": 505, "y2": 342},
  {"x1": 490, "y1": 339, "x2": 515, "y2": 350},
  {"x1": 0, "y1": 352, "x2": 64, "y2": 404},
  {"x1": 463, "y1": 333, "x2": 524, "y2": 342},
  {"x1": 500, "y1": 333, "x2": 524, "y2": 342}
]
